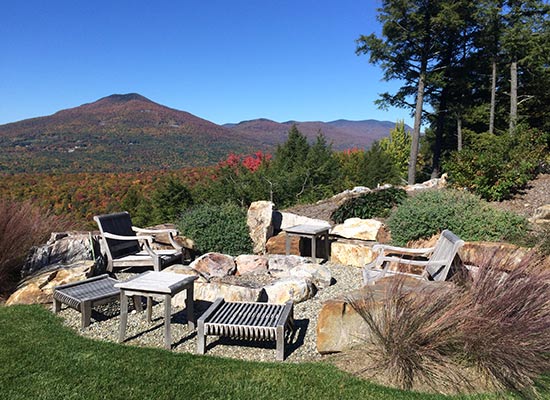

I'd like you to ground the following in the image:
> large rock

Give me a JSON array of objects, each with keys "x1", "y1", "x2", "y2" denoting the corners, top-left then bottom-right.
[
  {"x1": 21, "y1": 232, "x2": 97, "y2": 277},
  {"x1": 531, "y1": 204, "x2": 550, "y2": 224},
  {"x1": 163, "y1": 264, "x2": 204, "y2": 281},
  {"x1": 316, "y1": 276, "x2": 446, "y2": 354},
  {"x1": 267, "y1": 254, "x2": 311, "y2": 276},
  {"x1": 330, "y1": 240, "x2": 376, "y2": 267},
  {"x1": 174, "y1": 281, "x2": 264, "y2": 305},
  {"x1": 266, "y1": 232, "x2": 300, "y2": 255},
  {"x1": 263, "y1": 277, "x2": 314, "y2": 304},
  {"x1": 289, "y1": 263, "x2": 332, "y2": 289},
  {"x1": 459, "y1": 241, "x2": 532, "y2": 271},
  {"x1": 247, "y1": 201, "x2": 274, "y2": 254},
  {"x1": 275, "y1": 211, "x2": 331, "y2": 231},
  {"x1": 235, "y1": 255, "x2": 268, "y2": 275},
  {"x1": 190, "y1": 253, "x2": 236, "y2": 280},
  {"x1": 331, "y1": 218, "x2": 390, "y2": 242},
  {"x1": 6, "y1": 261, "x2": 95, "y2": 305}
]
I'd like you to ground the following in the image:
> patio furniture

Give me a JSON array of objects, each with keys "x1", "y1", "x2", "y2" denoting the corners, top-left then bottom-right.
[
  {"x1": 115, "y1": 271, "x2": 198, "y2": 349},
  {"x1": 94, "y1": 211, "x2": 183, "y2": 272},
  {"x1": 53, "y1": 274, "x2": 130, "y2": 329},
  {"x1": 363, "y1": 229, "x2": 465, "y2": 285},
  {"x1": 284, "y1": 224, "x2": 330, "y2": 263},
  {"x1": 197, "y1": 298, "x2": 294, "y2": 361}
]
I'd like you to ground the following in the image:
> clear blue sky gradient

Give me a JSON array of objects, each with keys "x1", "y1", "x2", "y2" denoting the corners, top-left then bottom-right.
[{"x1": 1, "y1": 0, "x2": 414, "y2": 127}]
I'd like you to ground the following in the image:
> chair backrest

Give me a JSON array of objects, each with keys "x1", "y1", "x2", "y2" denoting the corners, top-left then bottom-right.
[
  {"x1": 425, "y1": 230, "x2": 465, "y2": 281},
  {"x1": 94, "y1": 212, "x2": 141, "y2": 260}
]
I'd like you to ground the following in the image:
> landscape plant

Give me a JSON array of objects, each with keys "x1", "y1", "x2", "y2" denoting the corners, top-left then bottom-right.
[
  {"x1": 387, "y1": 189, "x2": 528, "y2": 245},
  {"x1": 177, "y1": 202, "x2": 253, "y2": 256},
  {"x1": 347, "y1": 252, "x2": 550, "y2": 397},
  {"x1": 0, "y1": 199, "x2": 74, "y2": 298},
  {"x1": 331, "y1": 187, "x2": 407, "y2": 223}
]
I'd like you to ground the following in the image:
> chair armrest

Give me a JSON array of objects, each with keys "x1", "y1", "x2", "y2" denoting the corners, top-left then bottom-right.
[
  {"x1": 132, "y1": 226, "x2": 179, "y2": 235},
  {"x1": 373, "y1": 244, "x2": 435, "y2": 256},
  {"x1": 102, "y1": 232, "x2": 154, "y2": 242}
]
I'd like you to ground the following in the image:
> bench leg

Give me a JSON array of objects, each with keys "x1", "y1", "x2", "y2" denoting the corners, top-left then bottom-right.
[
  {"x1": 119, "y1": 292, "x2": 128, "y2": 343},
  {"x1": 276, "y1": 325, "x2": 285, "y2": 361},
  {"x1": 81, "y1": 301, "x2": 92, "y2": 329},
  {"x1": 196, "y1": 320, "x2": 206, "y2": 355},
  {"x1": 164, "y1": 294, "x2": 172, "y2": 350},
  {"x1": 53, "y1": 298, "x2": 61, "y2": 314},
  {"x1": 311, "y1": 235, "x2": 317, "y2": 264},
  {"x1": 186, "y1": 284, "x2": 195, "y2": 330}
]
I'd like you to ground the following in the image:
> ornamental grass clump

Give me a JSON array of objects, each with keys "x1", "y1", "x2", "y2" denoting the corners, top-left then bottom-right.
[
  {"x1": 347, "y1": 251, "x2": 550, "y2": 397},
  {"x1": 0, "y1": 199, "x2": 74, "y2": 298}
]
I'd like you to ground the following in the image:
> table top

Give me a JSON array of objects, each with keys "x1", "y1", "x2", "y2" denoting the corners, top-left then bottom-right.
[
  {"x1": 115, "y1": 271, "x2": 197, "y2": 294},
  {"x1": 284, "y1": 224, "x2": 330, "y2": 235}
]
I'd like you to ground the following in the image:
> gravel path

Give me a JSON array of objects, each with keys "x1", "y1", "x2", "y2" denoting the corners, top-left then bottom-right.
[{"x1": 55, "y1": 262, "x2": 362, "y2": 363}]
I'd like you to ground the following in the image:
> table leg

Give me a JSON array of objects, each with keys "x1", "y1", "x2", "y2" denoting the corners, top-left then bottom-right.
[
  {"x1": 324, "y1": 231, "x2": 330, "y2": 262},
  {"x1": 186, "y1": 284, "x2": 195, "y2": 330},
  {"x1": 164, "y1": 294, "x2": 171, "y2": 349},
  {"x1": 311, "y1": 235, "x2": 317, "y2": 264},
  {"x1": 146, "y1": 296, "x2": 153, "y2": 322},
  {"x1": 119, "y1": 292, "x2": 128, "y2": 343}
]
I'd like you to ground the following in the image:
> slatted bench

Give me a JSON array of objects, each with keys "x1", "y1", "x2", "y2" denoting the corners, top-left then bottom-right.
[
  {"x1": 197, "y1": 298, "x2": 294, "y2": 361},
  {"x1": 53, "y1": 274, "x2": 126, "y2": 329}
]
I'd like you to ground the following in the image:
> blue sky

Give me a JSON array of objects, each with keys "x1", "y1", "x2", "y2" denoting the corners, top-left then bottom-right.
[{"x1": 1, "y1": 1, "x2": 413, "y2": 127}]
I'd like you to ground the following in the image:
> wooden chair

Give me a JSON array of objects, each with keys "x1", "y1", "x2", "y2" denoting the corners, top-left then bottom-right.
[
  {"x1": 363, "y1": 229, "x2": 465, "y2": 285},
  {"x1": 94, "y1": 212, "x2": 183, "y2": 272}
]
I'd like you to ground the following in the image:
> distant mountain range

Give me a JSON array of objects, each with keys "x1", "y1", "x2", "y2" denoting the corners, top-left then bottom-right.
[{"x1": 0, "y1": 93, "x2": 409, "y2": 173}]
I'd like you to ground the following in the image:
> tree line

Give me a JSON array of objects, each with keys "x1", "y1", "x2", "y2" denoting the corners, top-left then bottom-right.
[{"x1": 356, "y1": 0, "x2": 550, "y2": 183}]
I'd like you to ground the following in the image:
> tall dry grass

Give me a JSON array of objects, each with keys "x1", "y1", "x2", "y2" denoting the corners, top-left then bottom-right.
[
  {"x1": 348, "y1": 252, "x2": 550, "y2": 398},
  {"x1": 0, "y1": 199, "x2": 74, "y2": 298}
]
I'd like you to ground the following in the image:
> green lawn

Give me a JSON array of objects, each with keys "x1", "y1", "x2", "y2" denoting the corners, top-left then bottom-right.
[{"x1": 0, "y1": 305, "x2": 507, "y2": 400}]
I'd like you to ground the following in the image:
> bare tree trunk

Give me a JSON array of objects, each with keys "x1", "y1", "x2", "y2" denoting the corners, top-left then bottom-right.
[
  {"x1": 509, "y1": 61, "x2": 518, "y2": 134},
  {"x1": 457, "y1": 115, "x2": 463, "y2": 151},
  {"x1": 408, "y1": 73, "x2": 425, "y2": 184},
  {"x1": 489, "y1": 60, "x2": 497, "y2": 134}
]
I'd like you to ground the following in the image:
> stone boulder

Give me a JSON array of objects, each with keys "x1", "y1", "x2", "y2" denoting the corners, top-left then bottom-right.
[
  {"x1": 266, "y1": 232, "x2": 300, "y2": 255},
  {"x1": 330, "y1": 218, "x2": 390, "y2": 242},
  {"x1": 458, "y1": 241, "x2": 533, "y2": 271},
  {"x1": 190, "y1": 253, "x2": 236, "y2": 280},
  {"x1": 275, "y1": 211, "x2": 331, "y2": 231},
  {"x1": 316, "y1": 276, "x2": 448, "y2": 354},
  {"x1": 289, "y1": 263, "x2": 332, "y2": 289},
  {"x1": 6, "y1": 261, "x2": 95, "y2": 306},
  {"x1": 235, "y1": 255, "x2": 268, "y2": 275},
  {"x1": 22, "y1": 231, "x2": 97, "y2": 277},
  {"x1": 247, "y1": 201, "x2": 274, "y2": 254},
  {"x1": 263, "y1": 277, "x2": 315, "y2": 304},
  {"x1": 175, "y1": 281, "x2": 265, "y2": 305},
  {"x1": 163, "y1": 264, "x2": 204, "y2": 281},
  {"x1": 531, "y1": 204, "x2": 550, "y2": 224},
  {"x1": 330, "y1": 240, "x2": 376, "y2": 267},
  {"x1": 267, "y1": 254, "x2": 311, "y2": 276}
]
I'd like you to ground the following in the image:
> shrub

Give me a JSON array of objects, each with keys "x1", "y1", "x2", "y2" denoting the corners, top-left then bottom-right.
[
  {"x1": 387, "y1": 189, "x2": 528, "y2": 245},
  {"x1": 444, "y1": 126, "x2": 547, "y2": 201},
  {"x1": 331, "y1": 187, "x2": 407, "y2": 223},
  {"x1": 347, "y1": 253, "x2": 550, "y2": 396},
  {"x1": 0, "y1": 199, "x2": 74, "y2": 298},
  {"x1": 177, "y1": 202, "x2": 253, "y2": 256}
]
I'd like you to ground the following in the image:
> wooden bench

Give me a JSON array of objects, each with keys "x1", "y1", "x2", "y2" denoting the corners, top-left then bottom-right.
[
  {"x1": 363, "y1": 229, "x2": 465, "y2": 285},
  {"x1": 53, "y1": 274, "x2": 126, "y2": 329},
  {"x1": 197, "y1": 298, "x2": 294, "y2": 361}
]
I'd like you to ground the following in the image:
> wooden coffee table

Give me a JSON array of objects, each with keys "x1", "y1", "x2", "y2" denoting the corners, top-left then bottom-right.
[
  {"x1": 115, "y1": 271, "x2": 197, "y2": 349},
  {"x1": 284, "y1": 224, "x2": 330, "y2": 263}
]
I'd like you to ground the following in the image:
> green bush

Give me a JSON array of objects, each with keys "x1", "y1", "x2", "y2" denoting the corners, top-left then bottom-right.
[
  {"x1": 444, "y1": 126, "x2": 547, "y2": 201},
  {"x1": 177, "y1": 202, "x2": 253, "y2": 256},
  {"x1": 331, "y1": 187, "x2": 407, "y2": 223},
  {"x1": 387, "y1": 189, "x2": 528, "y2": 245}
]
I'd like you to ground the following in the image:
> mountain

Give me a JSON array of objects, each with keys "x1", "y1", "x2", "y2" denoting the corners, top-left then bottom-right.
[
  {"x1": 0, "y1": 94, "x2": 408, "y2": 174},
  {"x1": 223, "y1": 119, "x2": 406, "y2": 150}
]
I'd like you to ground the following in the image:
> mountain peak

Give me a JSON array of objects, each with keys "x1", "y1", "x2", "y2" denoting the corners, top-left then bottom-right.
[{"x1": 98, "y1": 93, "x2": 152, "y2": 103}]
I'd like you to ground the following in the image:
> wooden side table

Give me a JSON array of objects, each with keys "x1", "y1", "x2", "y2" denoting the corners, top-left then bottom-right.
[
  {"x1": 115, "y1": 271, "x2": 198, "y2": 349},
  {"x1": 284, "y1": 224, "x2": 330, "y2": 263}
]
